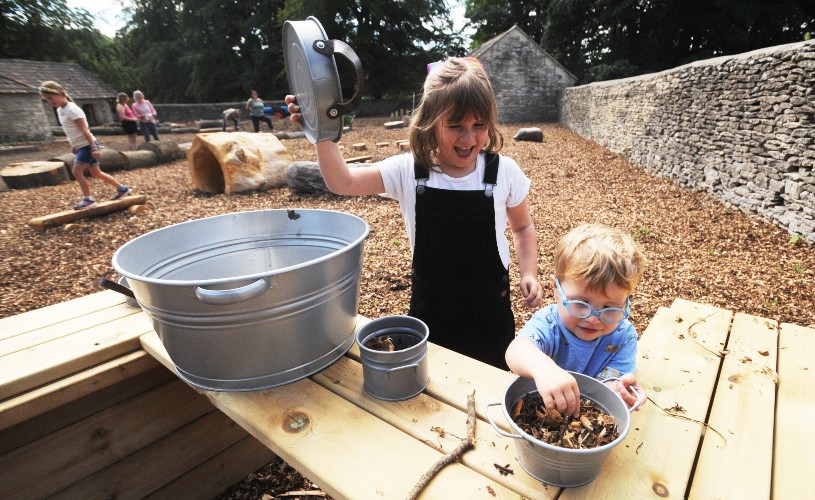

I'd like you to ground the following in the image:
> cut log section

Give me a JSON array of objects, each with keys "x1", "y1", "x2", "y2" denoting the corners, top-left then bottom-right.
[
  {"x1": 0, "y1": 161, "x2": 69, "y2": 189},
  {"x1": 188, "y1": 132, "x2": 292, "y2": 194},
  {"x1": 27, "y1": 195, "x2": 148, "y2": 232}
]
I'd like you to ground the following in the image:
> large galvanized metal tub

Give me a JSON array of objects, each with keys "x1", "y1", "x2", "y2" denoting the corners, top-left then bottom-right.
[{"x1": 113, "y1": 208, "x2": 369, "y2": 391}]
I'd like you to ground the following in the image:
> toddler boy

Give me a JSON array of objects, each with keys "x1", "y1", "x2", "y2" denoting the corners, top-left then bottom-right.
[{"x1": 505, "y1": 223, "x2": 647, "y2": 416}]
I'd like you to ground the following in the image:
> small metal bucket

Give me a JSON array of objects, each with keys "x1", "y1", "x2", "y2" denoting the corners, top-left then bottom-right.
[
  {"x1": 486, "y1": 373, "x2": 642, "y2": 487},
  {"x1": 356, "y1": 316, "x2": 429, "y2": 401}
]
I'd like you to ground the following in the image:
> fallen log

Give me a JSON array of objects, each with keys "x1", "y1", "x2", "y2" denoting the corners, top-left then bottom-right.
[
  {"x1": 137, "y1": 141, "x2": 184, "y2": 163},
  {"x1": 188, "y1": 132, "x2": 292, "y2": 194},
  {"x1": 122, "y1": 150, "x2": 159, "y2": 169},
  {"x1": 27, "y1": 195, "x2": 148, "y2": 232},
  {"x1": 345, "y1": 155, "x2": 372, "y2": 164},
  {"x1": 0, "y1": 161, "x2": 69, "y2": 189}
]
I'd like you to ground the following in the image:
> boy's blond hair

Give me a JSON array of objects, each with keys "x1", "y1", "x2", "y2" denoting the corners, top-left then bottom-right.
[
  {"x1": 554, "y1": 224, "x2": 647, "y2": 294},
  {"x1": 408, "y1": 57, "x2": 503, "y2": 169}
]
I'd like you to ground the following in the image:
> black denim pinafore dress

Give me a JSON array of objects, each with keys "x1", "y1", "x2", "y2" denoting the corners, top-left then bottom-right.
[{"x1": 408, "y1": 153, "x2": 515, "y2": 368}]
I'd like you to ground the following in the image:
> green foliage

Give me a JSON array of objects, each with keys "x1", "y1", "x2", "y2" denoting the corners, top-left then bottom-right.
[
  {"x1": 467, "y1": 0, "x2": 815, "y2": 83},
  {"x1": 0, "y1": 0, "x2": 138, "y2": 91}
]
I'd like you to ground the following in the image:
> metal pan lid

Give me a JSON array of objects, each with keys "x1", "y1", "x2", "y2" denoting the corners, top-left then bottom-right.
[{"x1": 283, "y1": 16, "x2": 365, "y2": 144}]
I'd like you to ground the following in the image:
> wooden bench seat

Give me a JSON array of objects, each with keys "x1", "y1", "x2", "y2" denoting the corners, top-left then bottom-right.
[{"x1": 0, "y1": 291, "x2": 275, "y2": 499}]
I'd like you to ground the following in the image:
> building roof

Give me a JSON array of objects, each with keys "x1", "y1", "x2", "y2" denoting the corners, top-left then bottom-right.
[
  {"x1": 0, "y1": 59, "x2": 116, "y2": 98},
  {"x1": 469, "y1": 25, "x2": 577, "y2": 83}
]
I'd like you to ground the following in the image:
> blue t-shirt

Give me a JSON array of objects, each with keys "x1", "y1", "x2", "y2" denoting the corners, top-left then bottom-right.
[{"x1": 517, "y1": 303, "x2": 638, "y2": 379}]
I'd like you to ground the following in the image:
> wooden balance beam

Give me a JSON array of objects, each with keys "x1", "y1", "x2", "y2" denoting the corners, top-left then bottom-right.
[{"x1": 28, "y1": 195, "x2": 147, "y2": 232}]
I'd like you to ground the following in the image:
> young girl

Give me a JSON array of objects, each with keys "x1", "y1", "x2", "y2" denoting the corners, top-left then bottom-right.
[
  {"x1": 286, "y1": 57, "x2": 542, "y2": 368},
  {"x1": 116, "y1": 92, "x2": 139, "y2": 150},
  {"x1": 39, "y1": 81, "x2": 131, "y2": 210},
  {"x1": 132, "y1": 90, "x2": 160, "y2": 142}
]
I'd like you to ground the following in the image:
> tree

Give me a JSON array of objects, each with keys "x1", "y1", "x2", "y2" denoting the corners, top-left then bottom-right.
[
  {"x1": 0, "y1": 0, "x2": 138, "y2": 90},
  {"x1": 466, "y1": 0, "x2": 815, "y2": 83},
  {"x1": 282, "y1": 0, "x2": 464, "y2": 99}
]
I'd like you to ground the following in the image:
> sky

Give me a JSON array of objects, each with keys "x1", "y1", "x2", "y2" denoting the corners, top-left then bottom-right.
[
  {"x1": 66, "y1": 0, "x2": 127, "y2": 38},
  {"x1": 66, "y1": 1, "x2": 472, "y2": 41}
]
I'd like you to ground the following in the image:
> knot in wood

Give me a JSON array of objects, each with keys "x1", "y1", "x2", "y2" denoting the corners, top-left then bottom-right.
[
  {"x1": 652, "y1": 481, "x2": 669, "y2": 497},
  {"x1": 283, "y1": 411, "x2": 310, "y2": 433}
]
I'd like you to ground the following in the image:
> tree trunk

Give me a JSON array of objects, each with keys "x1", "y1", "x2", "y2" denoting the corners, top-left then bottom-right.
[{"x1": 122, "y1": 150, "x2": 159, "y2": 169}]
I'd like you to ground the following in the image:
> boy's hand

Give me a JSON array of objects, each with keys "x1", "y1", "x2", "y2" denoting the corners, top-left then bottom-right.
[
  {"x1": 608, "y1": 373, "x2": 645, "y2": 411},
  {"x1": 534, "y1": 369, "x2": 581, "y2": 417},
  {"x1": 519, "y1": 275, "x2": 543, "y2": 308},
  {"x1": 285, "y1": 95, "x2": 302, "y2": 127}
]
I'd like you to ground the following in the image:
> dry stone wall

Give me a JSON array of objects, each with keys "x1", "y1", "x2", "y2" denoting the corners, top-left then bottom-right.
[{"x1": 560, "y1": 40, "x2": 815, "y2": 242}]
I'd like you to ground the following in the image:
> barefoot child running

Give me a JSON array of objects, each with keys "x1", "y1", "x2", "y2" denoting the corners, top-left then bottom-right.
[
  {"x1": 39, "y1": 81, "x2": 131, "y2": 209},
  {"x1": 505, "y1": 223, "x2": 648, "y2": 416},
  {"x1": 286, "y1": 57, "x2": 543, "y2": 368}
]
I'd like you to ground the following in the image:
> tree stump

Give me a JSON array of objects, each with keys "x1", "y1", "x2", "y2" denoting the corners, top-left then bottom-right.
[
  {"x1": 97, "y1": 149, "x2": 130, "y2": 171},
  {"x1": 137, "y1": 141, "x2": 184, "y2": 163},
  {"x1": 188, "y1": 132, "x2": 292, "y2": 194},
  {"x1": 0, "y1": 161, "x2": 69, "y2": 189},
  {"x1": 122, "y1": 150, "x2": 159, "y2": 169}
]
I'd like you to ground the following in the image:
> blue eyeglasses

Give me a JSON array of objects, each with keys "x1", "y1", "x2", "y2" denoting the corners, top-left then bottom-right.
[{"x1": 555, "y1": 278, "x2": 630, "y2": 325}]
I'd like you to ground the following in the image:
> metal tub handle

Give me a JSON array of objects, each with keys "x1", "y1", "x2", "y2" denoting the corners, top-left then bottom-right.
[
  {"x1": 195, "y1": 278, "x2": 270, "y2": 305},
  {"x1": 485, "y1": 402, "x2": 524, "y2": 439},
  {"x1": 601, "y1": 376, "x2": 645, "y2": 412}
]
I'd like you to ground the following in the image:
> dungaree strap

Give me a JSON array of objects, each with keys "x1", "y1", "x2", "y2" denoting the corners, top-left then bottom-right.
[{"x1": 414, "y1": 153, "x2": 501, "y2": 195}]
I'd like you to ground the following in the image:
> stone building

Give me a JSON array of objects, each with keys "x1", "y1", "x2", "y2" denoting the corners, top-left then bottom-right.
[
  {"x1": 0, "y1": 59, "x2": 117, "y2": 143},
  {"x1": 469, "y1": 25, "x2": 577, "y2": 122}
]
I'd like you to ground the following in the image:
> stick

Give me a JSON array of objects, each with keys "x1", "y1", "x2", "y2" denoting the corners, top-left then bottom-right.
[
  {"x1": 647, "y1": 396, "x2": 727, "y2": 444},
  {"x1": 408, "y1": 390, "x2": 476, "y2": 499}
]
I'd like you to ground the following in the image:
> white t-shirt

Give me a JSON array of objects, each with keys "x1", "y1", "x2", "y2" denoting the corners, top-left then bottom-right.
[
  {"x1": 377, "y1": 152, "x2": 531, "y2": 269},
  {"x1": 57, "y1": 102, "x2": 95, "y2": 149}
]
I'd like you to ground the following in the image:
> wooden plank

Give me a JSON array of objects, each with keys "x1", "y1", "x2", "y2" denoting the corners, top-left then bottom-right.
[
  {"x1": 0, "y1": 290, "x2": 125, "y2": 341},
  {"x1": 144, "y1": 435, "x2": 276, "y2": 500},
  {"x1": 55, "y1": 410, "x2": 249, "y2": 499},
  {"x1": 0, "y1": 312, "x2": 154, "y2": 401},
  {"x1": 561, "y1": 300, "x2": 732, "y2": 499},
  {"x1": 0, "y1": 363, "x2": 173, "y2": 456},
  {"x1": 141, "y1": 332, "x2": 524, "y2": 499},
  {"x1": 28, "y1": 195, "x2": 147, "y2": 232},
  {"x1": 689, "y1": 313, "x2": 777, "y2": 499},
  {"x1": 311, "y1": 353, "x2": 557, "y2": 499},
  {"x1": 773, "y1": 322, "x2": 815, "y2": 499},
  {"x1": 345, "y1": 154, "x2": 372, "y2": 163},
  {"x1": 0, "y1": 351, "x2": 159, "y2": 430},
  {"x1": 0, "y1": 379, "x2": 214, "y2": 499},
  {"x1": 0, "y1": 302, "x2": 139, "y2": 357}
]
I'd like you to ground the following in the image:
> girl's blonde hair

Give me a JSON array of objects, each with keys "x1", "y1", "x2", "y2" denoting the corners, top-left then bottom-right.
[
  {"x1": 117, "y1": 92, "x2": 128, "y2": 104},
  {"x1": 133, "y1": 90, "x2": 144, "y2": 100},
  {"x1": 38, "y1": 81, "x2": 72, "y2": 102},
  {"x1": 554, "y1": 224, "x2": 647, "y2": 294},
  {"x1": 408, "y1": 57, "x2": 503, "y2": 168}
]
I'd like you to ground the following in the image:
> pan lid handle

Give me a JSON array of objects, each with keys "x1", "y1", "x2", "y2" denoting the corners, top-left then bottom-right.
[{"x1": 313, "y1": 39, "x2": 365, "y2": 119}]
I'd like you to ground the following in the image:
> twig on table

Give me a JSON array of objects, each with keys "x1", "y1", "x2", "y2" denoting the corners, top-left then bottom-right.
[
  {"x1": 408, "y1": 390, "x2": 476, "y2": 500},
  {"x1": 648, "y1": 396, "x2": 727, "y2": 444},
  {"x1": 687, "y1": 312, "x2": 726, "y2": 358}
]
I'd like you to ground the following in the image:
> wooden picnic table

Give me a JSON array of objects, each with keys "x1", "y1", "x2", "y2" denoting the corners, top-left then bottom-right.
[{"x1": 2, "y1": 291, "x2": 813, "y2": 498}]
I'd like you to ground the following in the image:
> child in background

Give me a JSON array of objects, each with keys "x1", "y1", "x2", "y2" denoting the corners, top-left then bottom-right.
[
  {"x1": 286, "y1": 57, "x2": 542, "y2": 368},
  {"x1": 505, "y1": 223, "x2": 647, "y2": 416},
  {"x1": 222, "y1": 108, "x2": 241, "y2": 131},
  {"x1": 39, "y1": 81, "x2": 131, "y2": 210}
]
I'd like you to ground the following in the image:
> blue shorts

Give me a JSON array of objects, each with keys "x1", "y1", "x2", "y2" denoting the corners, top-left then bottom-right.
[{"x1": 74, "y1": 143, "x2": 100, "y2": 166}]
